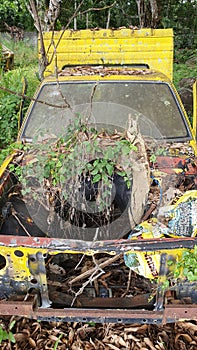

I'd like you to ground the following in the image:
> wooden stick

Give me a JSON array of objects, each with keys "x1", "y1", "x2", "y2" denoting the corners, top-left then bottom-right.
[{"x1": 69, "y1": 253, "x2": 122, "y2": 285}]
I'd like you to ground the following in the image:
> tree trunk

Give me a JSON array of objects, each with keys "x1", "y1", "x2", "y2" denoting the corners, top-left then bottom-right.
[
  {"x1": 28, "y1": 0, "x2": 48, "y2": 80},
  {"x1": 149, "y1": 0, "x2": 159, "y2": 27},
  {"x1": 135, "y1": 0, "x2": 146, "y2": 28},
  {"x1": 44, "y1": 0, "x2": 62, "y2": 31}
]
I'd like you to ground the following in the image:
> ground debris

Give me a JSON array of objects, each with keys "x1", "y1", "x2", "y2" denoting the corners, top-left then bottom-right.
[{"x1": 1, "y1": 317, "x2": 197, "y2": 350}]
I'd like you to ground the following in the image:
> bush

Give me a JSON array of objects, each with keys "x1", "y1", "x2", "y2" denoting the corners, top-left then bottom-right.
[
  {"x1": 173, "y1": 48, "x2": 197, "y2": 88},
  {"x1": 0, "y1": 37, "x2": 39, "y2": 165},
  {"x1": 0, "y1": 94, "x2": 19, "y2": 148},
  {"x1": 0, "y1": 66, "x2": 39, "y2": 151}
]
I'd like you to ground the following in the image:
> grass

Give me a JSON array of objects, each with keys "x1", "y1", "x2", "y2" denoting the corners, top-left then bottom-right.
[
  {"x1": 0, "y1": 34, "x2": 38, "y2": 68},
  {"x1": 0, "y1": 37, "x2": 39, "y2": 153}
]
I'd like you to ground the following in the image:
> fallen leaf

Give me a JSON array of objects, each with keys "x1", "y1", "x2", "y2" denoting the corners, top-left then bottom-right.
[
  {"x1": 144, "y1": 337, "x2": 157, "y2": 350},
  {"x1": 175, "y1": 333, "x2": 193, "y2": 343},
  {"x1": 29, "y1": 337, "x2": 37, "y2": 348},
  {"x1": 106, "y1": 344, "x2": 120, "y2": 350}
]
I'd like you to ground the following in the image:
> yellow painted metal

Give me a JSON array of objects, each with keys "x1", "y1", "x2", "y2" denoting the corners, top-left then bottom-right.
[
  {"x1": 0, "y1": 245, "x2": 113, "y2": 283},
  {"x1": 18, "y1": 77, "x2": 28, "y2": 130},
  {"x1": 0, "y1": 244, "x2": 193, "y2": 284},
  {"x1": 0, "y1": 154, "x2": 15, "y2": 178},
  {"x1": 171, "y1": 79, "x2": 197, "y2": 154},
  {"x1": 1, "y1": 44, "x2": 14, "y2": 71},
  {"x1": 0, "y1": 246, "x2": 47, "y2": 281},
  {"x1": 39, "y1": 28, "x2": 173, "y2": 80}
]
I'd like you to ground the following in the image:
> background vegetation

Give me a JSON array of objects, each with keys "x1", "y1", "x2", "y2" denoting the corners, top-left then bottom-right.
[
  {"x1": 0, "y1": 1, "x2": 196, "y2": 49},
  {"x1": 0, "y1": 39, "x2": 39, "y2": 165}
]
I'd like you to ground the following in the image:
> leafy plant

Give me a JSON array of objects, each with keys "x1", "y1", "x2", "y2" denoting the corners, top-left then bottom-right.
[
  {"x1": 0, "y1": 66, "x2": 39, "y2": 154},
  {"x1": 0, "y1": 0, "x2": 33, "y2": 31},
  {"x1": 168, "y1": 246, "x2": 197, "y2": 282},
  {"x1": 10, "y1": 118, "x2": 138, "y2": 214},
  {"x1": 173, "y1": 48, "x2": 197, "y2": 88},
  {"x1": 0, "y1": 38, "x2": 39, "y2": 153},
  {"x1": 0, "y1": 319, "x2": 16, "y2": 344},
  {"x1": 0, "y1": 141, "x2": 23, "y2": 166},
  {"x1": 0, "y1": 94, "x2": 20, "y2": 148}
]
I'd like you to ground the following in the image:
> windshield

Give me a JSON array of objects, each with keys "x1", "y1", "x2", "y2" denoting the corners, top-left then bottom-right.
[{"x1": 21, "y1": 81, "x2": 191, "y2": 141}]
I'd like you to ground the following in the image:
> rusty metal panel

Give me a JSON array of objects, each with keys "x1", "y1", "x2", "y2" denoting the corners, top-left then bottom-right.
[{"x1": 1, "y1": 297, "x2": 197, "y2": 325}]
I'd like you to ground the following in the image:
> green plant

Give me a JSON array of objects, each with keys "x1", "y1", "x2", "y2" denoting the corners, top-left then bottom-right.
[
  {"x1": 10, "y1": 118, "x2": 138, "y2": 213},
  {"x1": 0, "y1": 141, "x2": 23, "y2": 166},
  {"x1": 0, "y1": 319, "x2": 16, "y2": 344},
  {"x1": 0, "y1": 66, "x2": 39, "y2": 155},
  {"x1": 173, "y1": 48, "x2": 197, "y2": 88},
  {"x1": 168, "y1": 246, "x2": 197, "y2": 282},
  {"x1": 0, "y1": 41, "x2": 39, "y2": 150},
  {"x1": 0, "y1": 94, "x2": 20, "y2": 148},
  {"x1": 2, "y1": 38, "x2": 38, "y2": 68},
  {"x1": 0, "y1": 0, "x2": 33, "y2": 32},
  {"x1": 148, "y1": 146, "x2": 167, "y2": 165},
  {"x1": 53, "y1": 333, "x2": 63, "y2": 350},
  {"x1": 0, "y1": 43, "x2": 2, "y2": 68}
]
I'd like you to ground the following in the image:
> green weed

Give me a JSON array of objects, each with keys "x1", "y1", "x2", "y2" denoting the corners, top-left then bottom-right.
[
  {"x1": 0, "y1": 66, "x2": 39, "y2": 152},
  {"x1": 1, "y1": 37, "x2": 38, "y2": 68},
  {"x1": 173, "y1": 48, "x2": 197, "y2": 87},
  {"x1": 169, "y1": 246, "x2": 197, "y2": 282},
  {"x1": 53, "y1": 334, "x2": 63, "y2": 349},
  {"x1": 0, "y1": 319, "x2": 16, "y2": 344}
]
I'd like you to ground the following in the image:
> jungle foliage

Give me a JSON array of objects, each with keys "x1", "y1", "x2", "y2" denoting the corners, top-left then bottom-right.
[{"x1": 0, "y1": 1, "x2": 196, "y2": 49}]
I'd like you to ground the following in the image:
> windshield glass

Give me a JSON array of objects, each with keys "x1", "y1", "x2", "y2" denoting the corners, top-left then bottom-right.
[{"x1": 21, "y1": 81, "x2": 191, "y2": 141}]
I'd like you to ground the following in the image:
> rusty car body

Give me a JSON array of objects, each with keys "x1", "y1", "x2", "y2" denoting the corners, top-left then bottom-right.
[{"x1": 0, "y1": 28, "x2": 197, "y2": 324}]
